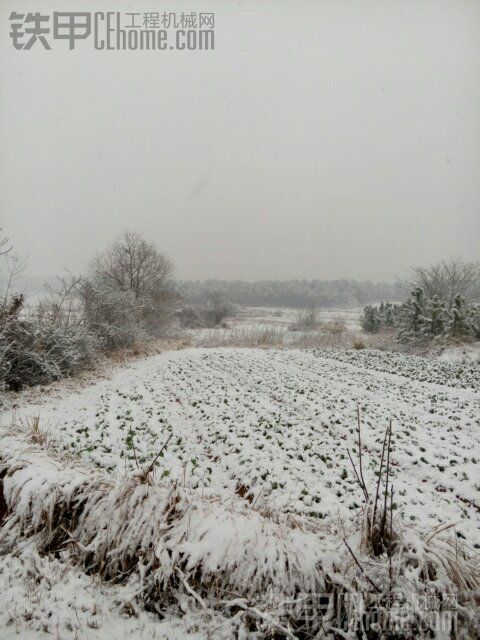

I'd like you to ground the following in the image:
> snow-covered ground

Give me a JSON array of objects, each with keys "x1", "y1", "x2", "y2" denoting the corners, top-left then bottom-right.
[
  {"x1": 230, "y1": 306, "x2": 362, "y2": 330},
  {"x1": 5, "y1": 347, "x2": 479, "y2": 547},
  {"x1": 188, "y1": 306, "x2": 361, "y2": 344},
  {"x1": 1, "y1": 345, "x2": 479, "y2": 638},
  {"x1": 0, "y1": 547, "x2": 234, "y2": 640}
]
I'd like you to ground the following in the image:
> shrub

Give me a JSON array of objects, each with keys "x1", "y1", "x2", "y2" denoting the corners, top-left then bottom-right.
[
  {"x1": 353, "y1": 338, "x2": 366, "y2": 350},
  {"x1": 361, "y1": 290, "x2": 480, "y2": 342},
  {"x1": 176, "y1": 296, "x2": 236, "y2": 329},
  {"x1": 203, "y1": 292, "x2": 235, "y2": 327},
  {"x1": 289, "y1": 306, "x2": 319, "y2": 331},
  {"x1": 176, "y1": 305, "x2": 204, "y2": 329},
  {"x1": 86, "y1": 230, "x2": 177, "y2": 342},
  {"x1": 360, "y1": 301, "x2": 403, "y2": 334},
  {"x1": 0, "y1": 296, "x2": 99, "y2": 391},
  {"x1": 0, "y1": 231, "x2": 179, "y2": 391},
  {"x1": 80, "y1": 281, "x2": 148, "y2": 349}
]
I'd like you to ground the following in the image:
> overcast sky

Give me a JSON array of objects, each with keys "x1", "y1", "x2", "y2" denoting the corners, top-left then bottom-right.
[{"x1": 1, "y1": 0, "x2": 479, "y2": 282}]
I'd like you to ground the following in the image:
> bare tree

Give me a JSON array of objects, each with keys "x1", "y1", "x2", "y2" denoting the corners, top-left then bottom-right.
[
  {"x1": 0, "y1": 228, "x2": 11, "y2": 256},
  {"x1": 84, "y1": 230, "x2": 177, "y2": 343},
  {"x1": 36, "y1": 272, "x2": 84, "y2": 328},
  {"x1": 290, "y1": 303, "x2": 319, "y2": 331},
  {"x1": 204, "y1": 291, "x2": 233, "y2": 327},
  {"x1": 0, "y1": 231, "x2": 25, "y2": 315},
  {"x1": 1, "y1": 254, "x2": 26, "y2": 308},
  {"x1": 91, "y1": 230, "x2": 173, "y2": 299},
  {"x1": 407, "y1": 258, "x2": 480, "y2": 309}
]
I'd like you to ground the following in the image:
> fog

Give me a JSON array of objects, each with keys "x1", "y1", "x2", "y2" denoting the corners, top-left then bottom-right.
[{"x1": 1, "y1": 0, "x2": 479, "y2": 283}]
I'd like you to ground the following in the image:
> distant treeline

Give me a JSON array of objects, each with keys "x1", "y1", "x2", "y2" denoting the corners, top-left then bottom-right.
[
  {"x1": 176, "y1": 279, "x2": 405, "y2": 309},
  {"x1": 361, "y1": 289, "x2": 480, "y2": 340}
]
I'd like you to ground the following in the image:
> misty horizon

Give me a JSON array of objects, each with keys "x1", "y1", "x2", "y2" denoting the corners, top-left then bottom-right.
[
  {"x1": 1, "y1": 4, "x2": 479, "y2": 635},
  {"x1": 1, "y1": 0, "x2": 479, "y2": 283}
]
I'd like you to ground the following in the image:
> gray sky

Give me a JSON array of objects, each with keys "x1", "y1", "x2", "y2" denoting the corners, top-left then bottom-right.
[{"x1": 1, "y1": 0, "x2": 479, "y2": 282}]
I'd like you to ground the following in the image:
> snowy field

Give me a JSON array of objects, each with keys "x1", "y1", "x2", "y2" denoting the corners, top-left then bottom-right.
[
  {"x1": 188, "y1": 306, "x2": 363, "y2": 346},
  {"x1": 188, "y1": 307, "x2": 370, "y2": 349},
  {"x1": 0, "y1": 548, "x2": 229, "y2": 640},
  {"x1": 7, "y1": 347, "x2": 480, "y2": 547},
  {"x1": 1, "y1": 345, "x2": 480, "y2": 638},
  {"x1": 230, "y1": 306, "x2": 363, "y2": 330}
]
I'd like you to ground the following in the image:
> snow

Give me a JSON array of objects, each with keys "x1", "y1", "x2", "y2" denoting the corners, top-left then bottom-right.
[
  {"x1": 435, "y1": 343, "x2": 480, "y2": 365},
  {"x1": 1, "y1": 345, "x2": 479, "y2": 638},
  {"x1": 4, "y1": 347, "x2": 479, "y2": 547},
  {"x1": 0, "y1": 546, "x2": 237, "y2": 639},
  {"x1": 0, "y1": 431, "x2": 332, "y2": 638},
  {"x1": 230, "y1": 306, "x2": 363, "y2": 330}
]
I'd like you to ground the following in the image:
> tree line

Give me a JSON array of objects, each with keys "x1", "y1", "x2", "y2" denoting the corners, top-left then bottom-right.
[
  {"x1": 361, "y1": 259, "x2": 480, "y2": 341},
  {"x1": 0, "y1": 230, "x2": 177, "y2": 391},
  {"x1": 2, "y1": 227, "x2": 479, "y2": 391},
  {"x1": 177, "y1": 278, "x2": 404, "y2": 309}
]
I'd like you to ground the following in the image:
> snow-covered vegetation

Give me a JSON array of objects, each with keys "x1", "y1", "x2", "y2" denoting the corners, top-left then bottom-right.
[
  {"x1": 10, "y1": 348, "x2": 480, "y2": 545},
  {"x1": 177, "y1": 278, "x2": 404, "y2": 308},
  {"x1": 0, "y1": 231, "x2": 177, "y2": 391},
  {"x1": 1, "y1": 231, "x2": 479, "y2": 638},
  {"x1": 1, "y1": 346, "x2": 479, "y2": 637},
  {"x1": 361, "y1": 290, "x2": 480, "y2": 340},
  {"x1": 360, "y1": 259, "x2": 480, "y2": 342}
]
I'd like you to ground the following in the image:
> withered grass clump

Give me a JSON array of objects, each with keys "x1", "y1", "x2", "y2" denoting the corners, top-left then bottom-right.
[
  {"x1": 342, "y1": 408, "x2": 480, "y2": 637},
  {"x1": 0, "y1": 423, "x2": 331, "y2": 635},
  {"x1": 1, "y1": 418, "x2": 479, "y2": 639}
]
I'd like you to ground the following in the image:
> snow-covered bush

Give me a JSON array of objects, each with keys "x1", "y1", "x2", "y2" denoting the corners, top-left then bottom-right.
[
  {"x1": 1, "y1": 426, "x2": 479, "y2": 638},
  {"x1": 0, "y1": 232, "x2": 181, "y2": 392},
  {"x1": 0, "y1": 291, "x2": 99, "y2": 391},
  {"x1": 289, "y1": 306, "x2": 320, "y2": 331},
  {"x1": 176, "y1": 305, "x2": 204, "y2": 328},
  {"x1": 201, "y1": 292, "x2": 236, "y2": 327},
  {"x1": 408, "y1": 258, "x2": 480, "y2": 307},
  {"x1": 360, "y1": 301, "x2": 403, "y2": 333},
  {"x1": 399, "y1": 289, "x2": 480, "y2": 341},
  {"x1": 83, "y1": 230, "x2": 178, "y2": 347},
  {"x1": 175, "y1": 296, "x2": 236, "y2": 330},
  {"x1": 448, "y1": 294, "x2": 480, "y2": 338},
  {"x1": 80, "y1": 280, "x2": 148, "y2": 349},
  {"x1": 362, "y1": 289, "x2": 480, "y2": 342},
  {"x1": 0, "y1": 315, "x2": 98, "y2": 393}
]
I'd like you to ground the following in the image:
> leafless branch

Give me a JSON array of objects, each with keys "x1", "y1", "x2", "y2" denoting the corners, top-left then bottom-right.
[
  {"x1": 343, "y1": 537, "x2": 381, "y2": 593},
  {"x1": 0, "y1": 228, "x2": 11, "y2": 256}
]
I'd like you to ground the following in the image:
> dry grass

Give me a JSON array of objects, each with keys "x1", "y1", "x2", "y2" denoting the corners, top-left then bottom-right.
[
  {"x1": 1, "y1": 420, "x2": 479, "y2": 638},
  {"x1": 25, "y1": 415, "x2": 48, "y2": 447},
  {"x1": 106, "y1": 334, "x2": 192, "y2": 364},
  {"x1": 194, "y1": 326, "x2": 286, "y2": 348},
  {"x1": 0, "y1": 422, "x2": 329, "y2": 603},
  {"x1": 352, "y1": 338, "x2": 366, "y2": 350},
  {"x1": 194, "y1": 325, "x2": 401, "y2": 351}
]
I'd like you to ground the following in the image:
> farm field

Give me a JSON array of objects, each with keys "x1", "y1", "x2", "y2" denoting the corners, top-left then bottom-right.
[
  {"x1": 189, "y1": 306, "x2": 365, "y2": 347},
  {"x1": 9, "y1": 347, "x2": 480, "y2": 548},
  {"x1": 230, "y1": 306, "x2": 363, "y2": 330}
]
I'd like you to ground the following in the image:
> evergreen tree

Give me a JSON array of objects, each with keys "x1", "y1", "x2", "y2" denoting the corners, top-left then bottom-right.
[
  {"x1": 384, "y1": 302, "x2": 395, "y2": 327},
  {"x1": 399, "y1": 287, "x2": 429, "y2": 340},
  {"x1": 369, "y1": 289, "x2": 479, "y2": 342},
  {"x1": 449, "y1": 294, "x2": 475, "y2": 338},
  {"x1": 411, "y1": 287, "x2": 429, "y2": 335},
  {"x1": 471, "y1": 305, "x2": 480, "y2": 339},
  {"x1": 360, "y1": 305, "x2": 380, "y2": 333},
  {"x1": 429, "y1": 295, "x2": 447, "y2": 336}
]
